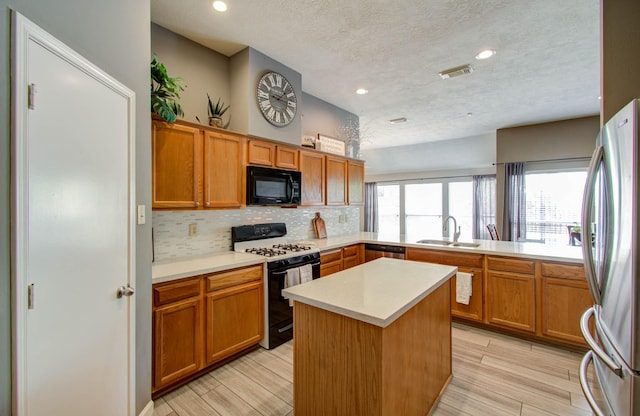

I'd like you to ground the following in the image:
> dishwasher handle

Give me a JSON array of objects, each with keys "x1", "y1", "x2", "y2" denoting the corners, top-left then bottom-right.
[{"x1": 364, "y1": 243, "x2": 406, "y2": 254}]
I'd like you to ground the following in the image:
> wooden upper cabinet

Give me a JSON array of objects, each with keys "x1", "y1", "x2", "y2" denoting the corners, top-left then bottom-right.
[
  {"x1": 300, "y1": 150, "x2": 325, "y2": 205},
  {"x1": 152, "y1": 121, "x2": 203, "y2": 209},
  {"x1": 347, "y1": 160, "x2": 365, "y2": 205},
  {"x1": 203, "y1": 131, "x2": 244, "y2": 208},
  {"x1": 326, "y1": 156, "x2": 347, "y2": 205},
  {"x1": 247, "y1": 139, "x2": 299, "y2": 170},
  {"x1": 275, "y1": 146, "x2": 298, "y2": 170},
  {"x1": 247, "y1": 140, "x2": 275, "y2": 166}
]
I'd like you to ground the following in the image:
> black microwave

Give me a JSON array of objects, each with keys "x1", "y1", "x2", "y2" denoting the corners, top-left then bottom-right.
[{"x1": 247, "y1": 166, "x2": 302, "y2": 206}]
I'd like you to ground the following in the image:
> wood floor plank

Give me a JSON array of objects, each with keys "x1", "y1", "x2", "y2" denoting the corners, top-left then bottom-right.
[
  {"x1": 480, "y1": 354, "x2": 585, "y2": 395},
  {"x1": 188, "y1": 372, "x2": 221, "y2": 396},
  {"x1": 245, "y1": 348, "x2": 294, "y2": 383},
  {"x1": 152, "y1": 397, "x2": 174, "y2": 416},
  {"x1": 162, "y1": 386, "x2": 221, "y2": 416},
  {"x1": 230, "y1": 355, "x2": 293, "y2": 405},
  {"x1": 201, "y1": 384, "x2": 262, "y2": 416},
  {"x1": 210, "y1": 364, "x2": 292, "y2": 415}
]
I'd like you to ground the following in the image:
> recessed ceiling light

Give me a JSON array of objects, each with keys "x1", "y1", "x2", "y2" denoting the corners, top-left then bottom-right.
[
  {"x1": 389, "y1": 117, "x2": 407, "y2": 124},
  {"x1": 356, "y1": 88, "x2": 368, "y2": 95},
  {"x1": 475, "y1": 49, "x2": 496, "y2": 60},
  {"x1": 213, "y1": 1, "x2": 227, "y2": 12},
  {"x1": 467, "y1": 112, "x2": 473, "y2": 117}
]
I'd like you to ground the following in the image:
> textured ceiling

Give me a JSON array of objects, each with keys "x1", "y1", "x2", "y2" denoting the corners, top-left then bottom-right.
[{"x1": 151, "y1": 0, "x2": 600, "y2": 150}]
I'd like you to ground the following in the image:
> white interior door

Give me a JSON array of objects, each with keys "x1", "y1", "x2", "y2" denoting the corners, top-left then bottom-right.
[{"x1": 11, "y1": 12, "x2": 136, "y2": 416}]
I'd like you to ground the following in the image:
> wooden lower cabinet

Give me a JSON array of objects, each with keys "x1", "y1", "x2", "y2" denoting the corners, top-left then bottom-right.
[
  {"x1": 152, "y1": 264, "x2": 263, "y2": 395},
  {"x1": 539, "y1": 261, "x2": 592, "y2": 344},
  {"x1": 406, "y1": 247, "x2": 484, "y2": 322},
  {"x1": 153, "y1": 295, "x2": 203, "y2": 390},
  {"x1": 320, "y1": 245, "x2": 362, "y2": 277},
  {"x1": 205, "y1": 280, "x2": 263, "y2": 364},
  {"x1": 486, "y1": 270, "x2": 536, "y2": 333}
]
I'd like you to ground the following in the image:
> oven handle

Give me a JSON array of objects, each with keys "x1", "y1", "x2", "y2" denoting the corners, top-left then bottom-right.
[{"x1": 271, "y1": 261, "x2": 320, "y2": 275}]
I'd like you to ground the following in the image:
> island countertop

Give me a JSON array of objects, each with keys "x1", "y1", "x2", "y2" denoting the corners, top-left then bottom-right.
[{"x1": 281, "y1": 257, "x2": 457, "y2": 328}]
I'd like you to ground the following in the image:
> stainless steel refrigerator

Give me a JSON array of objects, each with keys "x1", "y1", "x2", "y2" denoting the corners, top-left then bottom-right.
[{"x1": 580, "y1": 98, "x2": 640, "y2": 416}]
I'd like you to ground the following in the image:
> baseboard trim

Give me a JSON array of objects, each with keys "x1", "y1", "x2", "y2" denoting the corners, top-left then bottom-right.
[{"x1": 139, "y1": 400, "x2": 154, "y2": 416}]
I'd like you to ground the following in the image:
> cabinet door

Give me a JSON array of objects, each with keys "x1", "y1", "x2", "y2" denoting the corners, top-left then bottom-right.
[
  {"x1": 541, "y1": 277, "x2": 591, "y2": 344},
  {"x1": 205, "y1": 281, "x2": 263, "y2": 364},
  {"x1": 203, "y1": 131, "x2": 243, "y2": 208},
  {"x1": 320, "y1": 248, "x2": 342, "y2": 277},
  {"x1": 450, "y1": 268, "x2": 483, "y2": 322},
  {"x1": 152, "y1": 121, "x2": 203, "y2": 208},
  {"x1": 300, "y1": 150, "x2": 325, "y2": 205},
  {"x1": 347, "y1": 161, "x2": 364, "y2": 205},
  {"x1": 153, "y1": 298, "x2": 203, "y2": 390},
  {"x1": 326, "y1": 156, "x2": 347, "y2": 205},
  {"x1": 487, "y1": 271, "x2": 535, "y2": 332},
  {"x1": 342, "y1": 244, "x2": 361, "y2": 270},
  {"x1": 275, "y1": 146, "x2": 299, "y2": 170},
  {"x1": 247, "y1": 140, "x2": 275, "y2": 166}
]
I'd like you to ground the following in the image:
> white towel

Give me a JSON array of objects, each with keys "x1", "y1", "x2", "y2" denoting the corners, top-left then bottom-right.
[
  {"x1": 456, "y1": 272, "x2": 473, "y2": 305},
  {"x1": 299, "y1": 264, "x2": 313, "y2": 284},
  {"x1": 284, "y1": 268, "x2": 301, "y2": 307}
]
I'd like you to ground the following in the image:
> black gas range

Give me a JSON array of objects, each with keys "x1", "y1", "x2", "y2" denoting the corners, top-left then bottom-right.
[{"x1": 231, "y1": 223, "x2": 320, "y2": 349}]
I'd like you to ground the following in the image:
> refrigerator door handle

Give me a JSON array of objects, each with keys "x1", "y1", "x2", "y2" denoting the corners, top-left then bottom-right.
[
  {"x1": 579, "y1": 351, "x2": 606, "y2": 416},
  {"x1": 581, "y1": 145, "x2": 604, "y2": 305},
  {"x1": 580, "y1": 306, "x2": 623, "y2": 377}
]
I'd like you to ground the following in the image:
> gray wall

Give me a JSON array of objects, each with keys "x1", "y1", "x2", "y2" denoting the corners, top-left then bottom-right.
[
  {"x1": 151, "y1": 23, "x2": 230, "y2": 126},
  {"x1": 0, "y1": 1, "x2": 152, "y2": 414},
  {"x1": 495, "y1": 115, "x2": 599, "y2": 236}
]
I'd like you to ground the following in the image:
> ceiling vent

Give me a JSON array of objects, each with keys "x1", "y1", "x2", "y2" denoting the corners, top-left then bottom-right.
[{"x1": 438, "y1": 64, "x2": 473, "y2": 79}]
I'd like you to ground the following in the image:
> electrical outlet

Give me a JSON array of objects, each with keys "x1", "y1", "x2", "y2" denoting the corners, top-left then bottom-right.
[
  {"x1": 339, "y1": 214, "x2": 347, "y2": 223},
  {"x1": 189, "y1": 223, "x2": 198, "y2": 237}
]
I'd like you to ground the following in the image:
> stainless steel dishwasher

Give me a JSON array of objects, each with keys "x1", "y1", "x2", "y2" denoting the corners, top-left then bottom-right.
[{"x1": 364, "y1": 243, "x2": 406, "y2": 262}]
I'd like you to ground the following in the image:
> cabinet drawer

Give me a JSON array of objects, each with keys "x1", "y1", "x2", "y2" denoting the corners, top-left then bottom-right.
[
  {"x1": 153, "y1": 277, "x2": 201, "y2": 307},
  {"x1": 342, "y1": 244, "x2": 359, "y2": 258},
  {"x1": 320, "y1": 262, "x2": 342, "y2": 277},
  {"x1": 487, "y1": 256, "x2": 535, "y2": 274},
  {"x1": 321, "y1": 249, "x2": 342, "y2": 264},
  {"x1": 406, "y1": 248, "x2": 483, "y2": 268},
  {"x1": 540, "y1": 262, "x2": 586, "y2": 281},
  {"x1": 206, "y1": 265, "x2": 263, "y2": 292}
]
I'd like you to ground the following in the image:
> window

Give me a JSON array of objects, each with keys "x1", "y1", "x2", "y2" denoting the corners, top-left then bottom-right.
[
  {"x1": 376, "y1": 177, "x2": 492, "y2": 241},
  {"x1": 524, "y1": 170, "x2": 587, "y2": 245},
  {"x1": 377, "y1": 184, "x2": 400, "y2": 237},
  {"x1": 405, "y1": 183, "x2": 443, "y2": 237}
]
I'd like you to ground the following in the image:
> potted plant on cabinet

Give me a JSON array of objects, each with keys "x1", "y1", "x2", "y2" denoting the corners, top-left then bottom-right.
[
  {"x1": 150, "y1": 54, "x2": 186, "y2": 122},
  {"x1": 207, "y1": 94, "x2": 231, "y2": 128}
]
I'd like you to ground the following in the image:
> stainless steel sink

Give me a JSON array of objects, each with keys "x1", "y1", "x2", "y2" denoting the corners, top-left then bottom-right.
[
  {"x1": 450, "y1": 242, "x2": 481, "y2": 248},
  {"x1": 416, "y1": 239, "x2": 452, "y2": 246},
  {"x1": 416, "y1": 239, "x2": 480, "y2": 248}
]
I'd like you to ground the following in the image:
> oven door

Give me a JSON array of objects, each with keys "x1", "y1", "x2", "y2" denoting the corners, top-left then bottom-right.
[{"x1": 267, "y1": 260, "x2": 319, "y2": 349}]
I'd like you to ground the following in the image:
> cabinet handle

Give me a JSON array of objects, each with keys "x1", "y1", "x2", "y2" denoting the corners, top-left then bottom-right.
[
  {"x1": 194, "y1": 201, "x2": 200, "y2": 208},
  {"x1": 205, "y1": 202, "x2": 211, "y2": 207}
]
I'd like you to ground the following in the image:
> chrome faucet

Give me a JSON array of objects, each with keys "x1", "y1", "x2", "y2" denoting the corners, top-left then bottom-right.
[{"x1": 443, "y1": 216, "x2": 461, "y2": 242}]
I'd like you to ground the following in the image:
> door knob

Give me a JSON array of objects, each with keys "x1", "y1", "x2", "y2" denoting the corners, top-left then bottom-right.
[{"x1": 116, "y1": 285, "x2": 135, "y2": 298}]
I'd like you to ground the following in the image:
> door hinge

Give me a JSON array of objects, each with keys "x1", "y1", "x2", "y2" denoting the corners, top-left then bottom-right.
[
  {"x1": 28, "y1": 83, "x2": 36, "y2": 110},
  {"x1": 28, "y1": 283, "x2": 35, "y2": 309}
]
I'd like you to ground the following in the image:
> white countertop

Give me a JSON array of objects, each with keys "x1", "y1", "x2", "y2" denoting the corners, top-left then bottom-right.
[
  {"x1": 282, "y1": 257, "x2": 456, "y2": 328},
  {"x1": 152, "y1": 232, "x2": 584, "y2": 284},
  {"x1": 311, "y1": 232, "x2": 584, "y2": 264},
  {"x1": 152, "y1": 251, "x2": 265, "y2": 283}
]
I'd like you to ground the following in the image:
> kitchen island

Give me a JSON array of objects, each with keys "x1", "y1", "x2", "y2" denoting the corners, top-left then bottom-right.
[{"x1": 282, "y1": 258, "x2": 457, "y2": 416}]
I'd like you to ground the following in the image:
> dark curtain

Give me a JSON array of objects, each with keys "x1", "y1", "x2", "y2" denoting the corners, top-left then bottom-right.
[
  {"x1": 364, "y1": 182, "x2": 378, "y2": 232},
  {"x1": 502, "y1": 162, "x2": 526, "y2": 241},
  {"x1": 472, "y1": 175, "x2": 496, "y2": 239}
]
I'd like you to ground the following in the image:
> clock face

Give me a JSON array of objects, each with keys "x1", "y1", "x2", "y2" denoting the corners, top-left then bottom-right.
[{"x1": 256, "y1": 71, "x2": 297, "y2": 127}]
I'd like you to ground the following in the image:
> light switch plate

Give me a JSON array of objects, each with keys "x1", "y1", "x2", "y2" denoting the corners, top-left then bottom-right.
[
  {"x1": 189, "y1": 223, "x2": 198, "y2": 237},
  {"x1": 137, "y1": 205, "x2": 146, "y2": 225}
]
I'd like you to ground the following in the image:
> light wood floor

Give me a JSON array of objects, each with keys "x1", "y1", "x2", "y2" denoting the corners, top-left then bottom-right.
[{"x1": 153, "y1": 323, "x2": 594, "y2": 416}]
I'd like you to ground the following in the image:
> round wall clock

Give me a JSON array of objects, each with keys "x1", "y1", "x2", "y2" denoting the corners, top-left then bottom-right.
[{"x1": 256, "y1": 71, "x2": 297, "y2": 127}]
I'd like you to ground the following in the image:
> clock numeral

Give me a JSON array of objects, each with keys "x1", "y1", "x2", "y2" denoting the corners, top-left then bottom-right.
[
  {"x1": 286, "y1": 92, "x2": 295, "y2": 99},
  {"x1": 258, "y1": 90, "x2": 269, "y2": 100},
  {"x1": 275, "y1": 112, "x2": 282, "y2": 124},
  {"x1": 274, "y1": 73, "x2": 283, "y2": 88},
  {"x1": 286, "y1": 107, "x2": 295, "y2": 119},
  {"x1": 267, "y1": 73, "x2": 276, "y2": 87},
  {"x1": 267, "y1": 107, "x2": 276, "y2": 120},
  {"x1": 287, "y1": 100, "x2": 297, "y2": 109},
  {"x1": 282, "y1": 80, "x2": 291, "y2": 92},
  {"x1": 259, "y1": 98, "x2": 271, "y2": 109}
]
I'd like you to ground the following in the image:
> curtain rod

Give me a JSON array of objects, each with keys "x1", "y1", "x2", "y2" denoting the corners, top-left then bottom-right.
[
  {"x1": 492, "y1": 156, "x2": 591, "y2": 166},
  {"x1": 369, "y1": 172, "x2": 493, "y2": 184}
]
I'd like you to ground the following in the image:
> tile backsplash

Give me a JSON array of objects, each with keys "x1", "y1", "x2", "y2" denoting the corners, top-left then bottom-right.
[{"x1": 152, "y1": 206, "x2": 361, "y2": 261}]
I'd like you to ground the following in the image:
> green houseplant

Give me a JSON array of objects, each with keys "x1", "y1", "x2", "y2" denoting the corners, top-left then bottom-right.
[
  {"x1": 207, "y1": 94, "x2": 230, "y2": 128},
  {"x1": 150, "y1": 54, "x2": 186, "y2": 122}
]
